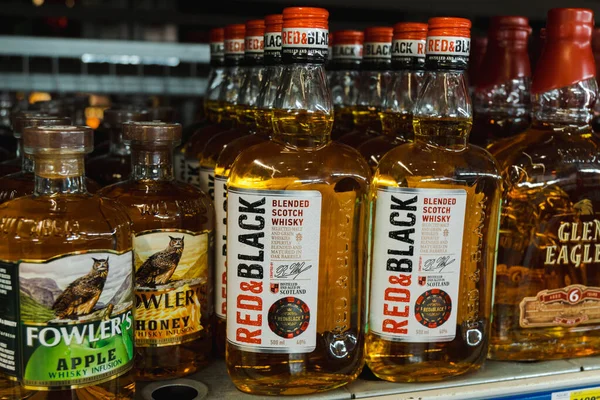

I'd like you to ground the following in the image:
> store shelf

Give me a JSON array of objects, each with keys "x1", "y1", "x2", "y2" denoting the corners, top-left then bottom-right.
[{"x1": 136, "y1": 356, "x2": 600, "y2": 400}]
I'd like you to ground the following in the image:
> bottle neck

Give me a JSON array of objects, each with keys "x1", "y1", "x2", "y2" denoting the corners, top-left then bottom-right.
[
  {"x1": 34, "y1": 154, "x2": 87, "y2": 196},
  {"x1": 109, "y1": 128, "x2": 131, "y2": 155},
  {"x1": 380, "y1": 69, "x2": 423, "y2": 139},
  {"x1": 532, "y1": 77, "x2": 597, "y2": 126},
  {"x1": 355, "y1": 69, "x2": 391, "y2": 130},
  {"x1": 330, "y1": 69, "x2": 360, "y2": 107},
  {"x1": 130, "y1": 144, "x2": 174, "y2": 181},
  {"x1": 15, "y1": 137, "x2": 23, "y2": 161}
]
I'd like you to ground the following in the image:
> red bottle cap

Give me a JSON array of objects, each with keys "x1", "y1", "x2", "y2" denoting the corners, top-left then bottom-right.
[
  {"x1": 334, "y1": 30, "x2": 364, "y2": 45},
  {"x1": 593, "y1": 28, "x2": 600, "y2": 83},
  {"x1": 282, "y1": 7, "x2": 329, "y2": 29},
  {"x1": 225, "y1": 24, "x2": 246, "y2": 40},
  {"x1": 265, "y1": 14, "x2": 283, "y2": 33},
  {"x1": 246, "y1": 19, "x2": 265, "y2": 38},
  {"x1": 427, "y1": 17, "x2": 471, "y2": 38},
  {"x1": 476, "y1": 16, "x2": 531, "y2": 89},
  {"x1": 364, "y1": 27, "x2": 393, "y2": 43},
  {"x1": 393, "y1": 22, "x2": 428, "y2": 40},
  {"x1": 532, "y1": 8, "x2": 595, "y2": 94},
  {"x1": 210, "y1": 28, "x2": 224, "y2": 43}
]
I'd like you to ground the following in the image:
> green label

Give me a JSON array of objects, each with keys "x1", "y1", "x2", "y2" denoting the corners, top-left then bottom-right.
[{"x1": 0, "y1": 250, "x2": 135, "y2": 390}]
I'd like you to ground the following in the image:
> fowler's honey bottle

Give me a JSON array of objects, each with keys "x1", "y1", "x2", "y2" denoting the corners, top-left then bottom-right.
[
  {"x1": 337, "y1": 27, "x2": 393, "y2": 148},
  {"x1": 183, "y1": 24, "x2": 245, "y2": 188},
  {"x1": 358, "y1": 22, "x2": 427, "y2": 172},
  {"x1": 99, "y1": 122, "x2": 214, "y2": 379},
  {"x1": 490, "y1": 8, "x2": 600, "y2": 361},
  {"x1": 213, "y1": 13, "x2": 283, "y2": 355},
  {"x1": 329, "y1": 30, "x2": 363, "y2": 140},
  {"x1": 0, "y1": 125, "x2": 136, "y2": 399},
  {"x1": 226, "y1": 7, "x2": 369, "y2": 395},
  {"x1": 366, "y1": 17, "x2": 502, "y2": 382},
  {"x1": 471, "y1": 16, "x2": 532, "y2": 148}
]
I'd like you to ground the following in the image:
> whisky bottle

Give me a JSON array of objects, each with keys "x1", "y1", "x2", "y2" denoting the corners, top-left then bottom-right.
[
  {"x1": 490, "y1": 8, "x2": 600, "y2": 361},
  {"x1": 357, "y1": 22, "x2": 427, "y2": 172},
  {"x1": 226, "y1": 7, "x2": 370, "y2": 395},
  {"x1": 471, "y1": 16, "x2": 532, "y2": 148},
  {"x1": 175, "y1": 29, "x2": 225, "y2": 183},
  {"x1": 183, "y1": 24, "x2": 245, "y2": 188},
  {"x1": 467, "y1": 36, "x2": 487, "y2": 92},
  {"x1": 0, "y1": 115, "x2": 103, "y2": 204},
  {"x1": 99, "y1": 121, "x2": 214, "y2": 379},
  {"x1": 591, "y1": 28, "x2": 600, "y2": 133},
  {"x1": 0, "y1": 112, "x2": 47, "y2": 177},
  {"x1": 366, "y1": 17, "x2": 502, "y2": 382},
  {"x1": 0, "y1": 125, "x2": 136, "y2": 399},
  {"x1": 199, "y1": 19, "x2": 265, "y2": 198},
  {"x1": 213, "y1": 13, "x2": 282, "y2": 355},
  {"x1": 329, "y1": 30, "x2": 363, "y2": 140},
  {"x1": 337, "y1": 27, "x2": 393, "y2": 148},
  {"x1": 87, "y1": 108, "x2": 149, "y2": 187}
]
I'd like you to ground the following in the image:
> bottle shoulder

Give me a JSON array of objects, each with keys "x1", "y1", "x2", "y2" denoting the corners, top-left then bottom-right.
[
  {"x1": 201, "y1": 127, "x2": 248, "y2": 163},
  {"x1": 184, "y1": 122, "x2": 228, "y2": 158},
  {"x1": 215, "y1": 133, "x2": 269, "y2": 174}
]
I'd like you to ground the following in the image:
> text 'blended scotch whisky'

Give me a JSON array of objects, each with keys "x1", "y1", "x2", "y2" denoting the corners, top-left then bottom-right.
[
  {"x1": 199, "y1": 19, "x2": 266, "y2": 199},
  {"x1": 183, "y1": 24, "x2": 245, "y2": 188},
  {"x1": 366, "y1": 17, "x2": 502, "y2": 382},
  {"x1": 337, "y1": 26, "x2": 393, "y2": 148},
  {"x1": 226, "y1": 7, "x2": 370, "y2": 395},
  {"x1": 213, "y1": 13, "x2": 283, "y2": 356},
  {"x1": 471, "y1": 16, "x2": 532, "y2": 148},
  {"x1": 0, "y1": 125, "x2": 135, "y2": 399},
  {"x1": 329, "y1": 30, "x2": 363, "y2": 140},
  {"x1": 358, "y1": 22, "x2": 427, "y2": 172},
  {"x1": 98, "y1": 122, "x2": 214, "y2": 380},
  {"x1": 87, "y1": 108, "x2": 149, "y2": 187},
  {"x1": 490, "y1": 8, "x2": 600, "y2": 361}
]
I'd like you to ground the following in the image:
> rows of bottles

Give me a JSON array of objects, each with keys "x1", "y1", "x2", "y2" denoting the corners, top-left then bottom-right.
[{"x1": 0, "y1": 5, "x2": 598, "y2": 399}]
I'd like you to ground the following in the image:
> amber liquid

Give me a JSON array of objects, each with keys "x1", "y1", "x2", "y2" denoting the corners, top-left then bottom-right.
[
  {"x1": 366, "y1": 117, "x2": 502, "y2": 382},
  {"x1": 358, "y1": 112, "x2": 412, "y2": 172},
  {"x1": 331, "y1": 105, "x2": 355, "y2": 140},
  {"x1": 336, "y1": 105, "x2": 383, "y2": 148},
  {"x1": 184, "y1": 101, "x2": 232, "y2": 166},
  {"x1": 99, "y1": 147, "x2": 214, "y2": 380},
  {"x1": 489, "y1": 122, "x2": 600, "y2": 361},
  {"x1": 226, "y1": 110, "x2": 370, "y2": 395},
  {"x1": 470, "y1": 112, "x2": 531, "y2": 148},
  {"x1": 0, "y1": 157, "x2": 135, "y2": 399}
]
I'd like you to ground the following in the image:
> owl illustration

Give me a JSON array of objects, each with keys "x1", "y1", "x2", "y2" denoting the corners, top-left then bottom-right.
[
  {"x1": 136, "y1": 236, "x2": 184, "y2": 287},
  {"x1": 52, "y1": 258, "x2": 109, "y2": 320}
]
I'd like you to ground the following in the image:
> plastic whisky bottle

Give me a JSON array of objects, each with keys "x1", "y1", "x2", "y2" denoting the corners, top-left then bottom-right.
[
  {"x1": 337, "y1": 27, "x2": 393, "y2": 148},
  {"x1": 212, "y1": 13, "x2": 283, "y2": 356},
  {"x1": 0, "y1": 125, "x2": 136, "y2": 399},
  {"x1": 357, "y1": 22, "x2": 427, "y2": 172},
  {"x1": 471, "y1": 16, "x2": 532, "y2": 148},
  {"x1": 226, "y1": 7, "x2": 370, "y2": 395},
  {"x1": 366, "y1": 17, "x2": 502, "y2": 382},
  {"x1": 489, "y1": 8, "x2": 600, "y2": 361}
]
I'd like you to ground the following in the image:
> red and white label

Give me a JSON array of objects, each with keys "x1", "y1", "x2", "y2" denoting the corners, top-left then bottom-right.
[
  {"x1": 369, "y1": 187, "x2": 466, "y2": 343},
  {"x1": 364, "y1": 42, "x2": 392, "y2": 59},
  {"x1": 426, "y1": 36, "x2": 470, "y2": 56},
  {"x1": 215, "y1": 175, "x2": 228, "y2": 320},
  {"x1": 245, "y1": 36, "x2": 264, "y2": 54},
  {"x1": 225, "y1": 38, "x2": 245, "y2": 55},
  {"x1": 210, "y1": 41, "x2": 225, "y2": 58},
  {"x1": 282, "y1": 28, "x2": 328, "y2": 49},
  {"x1": 227, "y1": 188, "x2": 322, "y2": 353},
  {"x1": 333, "y1": 44, "x2": 363, "y2": 60},
  {"x1": 199, "y1": 166, "x2": 214, "y2": 200},
  {"x1": 265, "y1": 32, "x2": 282, "y2": 51},
  {"x1": 392, "y1": 39, "x2": 426, "y2": 58}
]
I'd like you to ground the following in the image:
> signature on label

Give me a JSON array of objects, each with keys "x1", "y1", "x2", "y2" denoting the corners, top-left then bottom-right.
[
  {"x1": 275, "y1": 262, "x2": 312, "y2": 279},
  {"x1": 423, "y1": 256, "x2": 455, "y2": 272}
]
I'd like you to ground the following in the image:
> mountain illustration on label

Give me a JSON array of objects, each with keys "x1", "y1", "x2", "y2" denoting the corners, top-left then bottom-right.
[
  {"x1": 136, "y1": 236, "x2": 184, "y2": 287},
  {"x1": 51, "y1": 257, "x2": 110, "y2": 320}
]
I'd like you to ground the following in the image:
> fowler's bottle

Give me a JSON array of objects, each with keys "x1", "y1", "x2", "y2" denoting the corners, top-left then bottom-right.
[
  {"x1": 213, "y1": 13, "x2": 283, "y2": 355},
  {"x1": 99, "y1": 121, "x2": 214, "y2": 379},
  {"x1": 0, "y1": 112, "x2": 46, "y2": 177},
  {"x1": 0, "y1": 125, "x2": 136, "y2": 399},
  {"x1": 366, "y1": 17, "x2": 502, "y2": 382},
  {"x1": 199, "y1": 19, "x2": 266, "y2": 198},
  {"x1": 337, "y1": 27, "x2": 393, "y2": 148},
  {"x1": 329, "y1": 30, "x2": 364, "y2": 140},
  {"x1": 183, "y1": 24, "x2": 245, "y2": 188},
  {"x1": 226, "y1": 7, "x2": 369, "y2": 395},
  {"x1": 471, "y1": 16, "x2": 532, "y2": 148},
  {"x1": 87, "y1": 108, "x2": 149, "y2": 186},
  {"x1": 358, "y1": 22, "x2": 427, "y2": 172},
  {"x1": 490, "y1": 8, "x2": 600, "y2": 361},
  {"x1": 176, "y1": 28, "x2": 225, "y2": 182}
]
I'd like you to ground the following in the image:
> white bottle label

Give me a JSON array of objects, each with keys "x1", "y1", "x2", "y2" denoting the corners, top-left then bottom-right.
[
  {"x1": 369, "y1": 187, "x2": 467, "y2": 343},
  {"x1": 227, "y1": 188, "x2": 322, "y2": 353},
  {"x1": 245, "y1": 36, "x2": 264, "y2": 54},
  {"x1": 199, "y1": 167, "x2": 215, "y2": 200},
  {"x1": 333, "y1": 44, "x2": 363, "y2": 60},
  {"x1": 364, "y1": 42, "x2": 392, "y2": 60},
  {"x1": 214, "y1": 175, "x2": 228, "y2": 320},
  {"x1": 392, "y1": 39, "x2": 426, "y2": 58},
  {"x1": 426, "y1": 36, "x2": 470, "y2": 56},
  {"x1": 185, "y1": 159, "x2": 200, "y2": 188}
]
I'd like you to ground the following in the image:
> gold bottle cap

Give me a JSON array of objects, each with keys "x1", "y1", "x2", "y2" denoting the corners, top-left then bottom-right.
[
  {"x1": 103, "y1": 108, "x2": 149, "y2": 127},
  {"x1": 23, "y1": 125, "x2": 93, "y2": 155},
  {"x1": 13, "y1": 114, "x2": 71, "y2": 138},
  {"x1": 123, "y1": 121, "x2": 182, "y2": 144}
]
